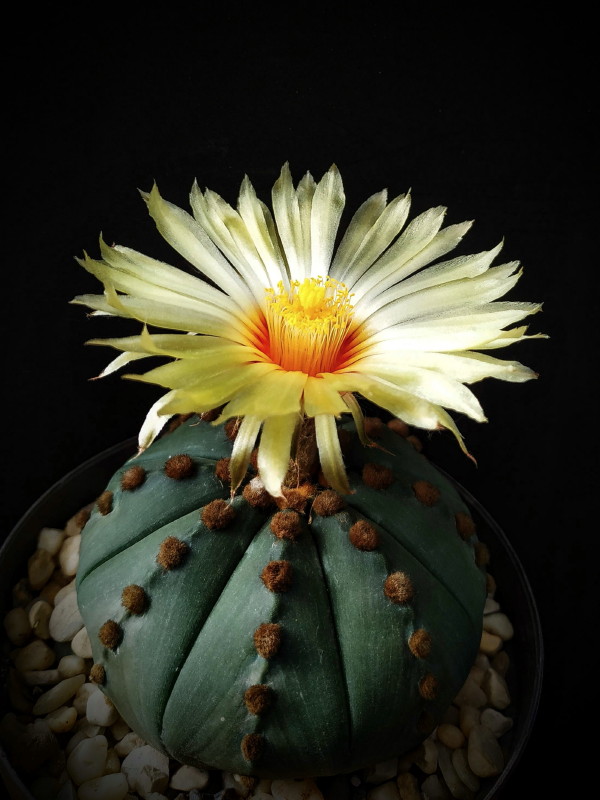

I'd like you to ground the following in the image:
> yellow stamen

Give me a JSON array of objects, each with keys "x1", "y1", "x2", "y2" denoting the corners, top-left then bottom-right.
[{"x1": 265, "y1": 277, "x2": 354, "y2": 375}]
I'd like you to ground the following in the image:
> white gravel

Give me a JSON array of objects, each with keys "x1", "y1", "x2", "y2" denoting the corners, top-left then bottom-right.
[{"x1": 1, "y1": 498, "x2": 519, "y2": 800}]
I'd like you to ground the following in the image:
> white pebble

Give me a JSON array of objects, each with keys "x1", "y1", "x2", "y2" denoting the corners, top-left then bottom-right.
[
  {"x1": 437, "y1": 744, "x2": 471, "y2": 799},
  {"x1": 481, "y1": 668, "x2": 511, "y2": 710},
  {"x1": 436, "y1": 723, "x2": 465, "y2": 750},
  {"x1": 14, "y1": 638, "x2": 56, "y2": 671},
  {"x1": 365, "y1": 757, "x2": 399, "y2": 784},
  {"x1": 73, "y1": 683, "x2": 100, "y2": 716},
  {"x1": 77, "y1": 772, "x2": 129, "y2": 800},
  {"x1": 170, "y1": 764, "x2": 210, "y2": 790},
  {"x1": 450, "y1": 748, "x2": 480, "y2": 792},
  {"x1": 114, "y1": 731, "x2": 146, "y2": 757},
  {"x1": 29, "y1": 600, "x2": 54, "y2": 639},
  {"x1": 420, "y1": 773, "x2": 450, "y2": 799},
  {"x1": 467, "y1": 724, "x2": 505, "y2": 778},
  {"x1": 66, "y1": 734, "x2": 108, "y2": 786},
  {"x1": 105, "y1": 748, "x2": 121, "y2": 774},
  {"x1": 38, "y1": 527, "x2": 65, "y2": 556},
  {"x1": 87, "y1": 690, "x2": 119, "y2": 727},
  {"x1": 66, "y1": 730, "x2": 88, "y2": 756},
  {"x1": 23, "y1": 668, "x2": 61, "y2": 686},
  {"x1": 59, "y1": 535, "x2": 81, "y2": 577},
  {"x1": 55, "y1": 579, "x2": 77, "y2": 606},
  {"x1": 479, "y1": 630, "x2": 503, "y2": 656},
  {"x1": 483, "y1": 597, "x2": 500, "y2": 615},
  {"x1": 71, "y1": 627, "x2": 93, "y2": 658},
  {"x1": 458, "y1": 705, "x2": 480, "y2": 737},
  {"x1": 482, "y1": 612, "x2": 514, "y2": 641},
  {"x1": 46, "y1": 705, "x2": 78, "y2": 733},
  {"x1": 480, "y1": 707, "x2": 513, "y2": 737},
  {"x1": 453, "y1": 673, "x2": 487, "y2": 708},
  {"x1": 50, "y1": 589, "x2": 84, "y2": 643},
  {"x1": 33, "y1": 674, "x2": 86, "y2": 715},
  {"x1": 110, "y1": 717, "x2": 131, "y2": 741},
  {"x1": 121, "y1": 744, "x2": 170, "y2": 797},
  {"x1": 58, "y1": 654, "x2": 87, "y2": 678},
  {"x1": 28, "y1": 548, "x2": 56, "y2": 590},
  {"x1": 414, "y1": 736, "x2": 438, "y2": 775},
  {"x1": 396, "y1": 772, "x2": 421, "y2": 800},
  {"x1": 3, "y1": 607, "x2": 32, "y2": 646},
  {"x1": 271, "y1": 778, "x2": 324, "y2": 800},
  {"x1": 366, "y1": 780, "x2": 400, "y2": 800}
]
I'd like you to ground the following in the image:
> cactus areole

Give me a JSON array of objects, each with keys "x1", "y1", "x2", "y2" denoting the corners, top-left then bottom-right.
[{"x1": 76, "y1": 414, "x2": 487, "y2": 778}]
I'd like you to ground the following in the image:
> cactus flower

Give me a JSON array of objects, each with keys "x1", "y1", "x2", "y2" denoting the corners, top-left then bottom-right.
[{"x1": 73, "y1": 163, "x2": 542, "y2": 499}]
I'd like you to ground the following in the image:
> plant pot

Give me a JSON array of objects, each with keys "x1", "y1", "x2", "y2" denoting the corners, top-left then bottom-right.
[{"x1": 0, "y1": 439, "x2": 543, "y2": 799}]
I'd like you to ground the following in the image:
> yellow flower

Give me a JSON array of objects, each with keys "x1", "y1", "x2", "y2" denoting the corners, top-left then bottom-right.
[{"x1": 73, "y1": 163, "x2": 543, "y2": 497}]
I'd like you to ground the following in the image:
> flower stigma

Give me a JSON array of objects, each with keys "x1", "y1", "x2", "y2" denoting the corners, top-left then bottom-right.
[{"x1": 265, "y1": 277, "x2": 354, "y2": 375}]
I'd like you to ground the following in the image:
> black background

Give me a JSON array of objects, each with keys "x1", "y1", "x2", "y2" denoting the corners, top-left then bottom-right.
[{"x1": 2, "y1": 9, "x2": 595, "y2": 797}]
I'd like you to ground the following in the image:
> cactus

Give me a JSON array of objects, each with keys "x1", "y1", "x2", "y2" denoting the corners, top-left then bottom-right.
[{"x1": 76, "y1": 413, "x2": 487, "y2": 778}]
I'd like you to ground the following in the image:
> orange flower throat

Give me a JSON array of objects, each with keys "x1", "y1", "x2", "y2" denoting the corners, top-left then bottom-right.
[{"x1": 265, "y1": 277, "x2": 355, "y2": 375}]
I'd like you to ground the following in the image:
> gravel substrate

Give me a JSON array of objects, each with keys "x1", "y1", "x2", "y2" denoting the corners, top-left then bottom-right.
[{"x1": 1, "y1": 498, "x2": 517, "y2": 800}]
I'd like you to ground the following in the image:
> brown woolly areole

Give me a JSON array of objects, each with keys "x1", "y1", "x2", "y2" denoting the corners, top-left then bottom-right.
[
  {"x1": 384, "y1": 571, "x2": 414, "y2": 604},
  {"x1": 412, "y1": 480, "x2": 441, "y2": 506},
  {"x1": 200, "y1": 408, "x2": 221, "y2": 422},
  {"x1": 201, "y1": 498, "x2": 236, "y2": 530},
  {"x1": 96, "y1": 491, "x2": 113, "y2": 516},
  {"x1": 74, "y1": 507, "x2": 91, "y2": 530},
  {"x1": 215, "y1": 458, "x2": 231, "y2": 483},
  {"x1": 120, "y1": 465, "x2": 146, "y2": 491},
  {"x1": 419, "y1": 673, "x2": 439, "y2": 700},
  {"x1": 237, "y1": 776, "x2": 259, "y2": 791},
  {"x1": 164, "y1": 453, "x2": 196, "y2": 480},
  {"x1": 89, "y1": 663, "x2": 106, "y2": 685},
  {"x1": 276, "y1": 484, "x2": 316, "y2": 513},
  {"x1": 166, "y1": 413, "x2": 194, "y2": 433},
  {"x1": 244, "y1": 684, "x2": 274, "y2": 714},
  {"x1": 270, "y1": 511, "x2": 302, "y2": 540},
  {"x1": 456, "y1": 511, "x2": 477, "y2": 540},
  {"x1": 362, "y1": 462, "x2": 394, "y2": 490},
  {"x1": 387, "y1": 418, "x2": 410, "y2": 437},
  {"x1": 243, "y1": 479, "x2": 275, "y2": 510},
  {"x1": 225, "y1": 417, "x2": 242, "y2": 440},
  {"x1": 312, "y1": 489, "x2": 345, "y2": 516},
  {"x1": 241, "y1": 733, "x2": 264, "y2": 763},
  {"x1": 121, "y1": 584, "x2": 148, "y2": 615},
  {"x1": 261, "y1": 560, "x2": 293, "y2": 593},
  {"x1": 156, "y1": 536, "x2": 190, "y2": 570},
  {"x1": 364, "y1": 416, "x2": 384, "y2": 438},
  {"x1": 98, "y1": 620, "x2": 122, "y2": 650},
  {"x1": 406, "y1": 434, "x2": 423, "y2": 452},
  {"x1": 474, "y1": 541, "x2": 491, "y2": 567},
  {"x1": 409, "y1": 628, "x2": 432, "y2": 659},
  {"x1": 253, "y1": 623, "x2": 282, "y2": 658},
  {"x1": 349, "y1": 519, "x2": 379, "y2": 551}
]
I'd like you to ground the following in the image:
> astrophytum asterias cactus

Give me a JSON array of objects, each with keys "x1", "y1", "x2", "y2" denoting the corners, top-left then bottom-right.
[{"x1": 76, "y1": 413, "x2": 487, "y2": 778}]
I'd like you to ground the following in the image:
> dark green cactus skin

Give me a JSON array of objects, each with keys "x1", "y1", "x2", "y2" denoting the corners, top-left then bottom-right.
[{"x1": 76, "y1": 415, "x2": 486, "y2": 778}]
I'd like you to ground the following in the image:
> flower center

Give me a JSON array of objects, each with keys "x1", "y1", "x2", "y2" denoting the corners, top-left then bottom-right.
[{"x1": 265, "y1": 277, "x2": 354, "y2": 375}]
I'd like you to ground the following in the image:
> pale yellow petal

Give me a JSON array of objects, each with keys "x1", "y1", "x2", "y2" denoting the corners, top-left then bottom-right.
[
  {"x1": 138, "y1": 391, "x2": 178, "y2": 450},
  {"x1": 218, "y1": 369, "x2": 307, "y2": 420},
  {"x1": 315, "y1": 414, "x2": 351, "y2": 494},
  {"x1": 257, "y1": 413, "x2": 300, "y2": 498},
  {"x1": 309, "y1": 164, "x2": 345, "y2": 278},
  {"x1": 144, "y1": 184, "x2": 255, "y2": 310},
  {"x1": 229, "y1": 415, "x2": 263, "y2": 494},
  {"x1": 95, "y1": 351, "x2": 149, "y2": 378},
  {"x1": 303, "y1": 376, "x2": 348, "y2": 417},
  {"x1": 331, "y1": 190, "x2": 411, "y2": 287}
]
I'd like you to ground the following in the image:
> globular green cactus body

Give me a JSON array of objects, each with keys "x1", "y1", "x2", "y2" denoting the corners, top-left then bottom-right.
[{"x1": 76, "y1": 415, "x2": 486, "y2": 778}]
